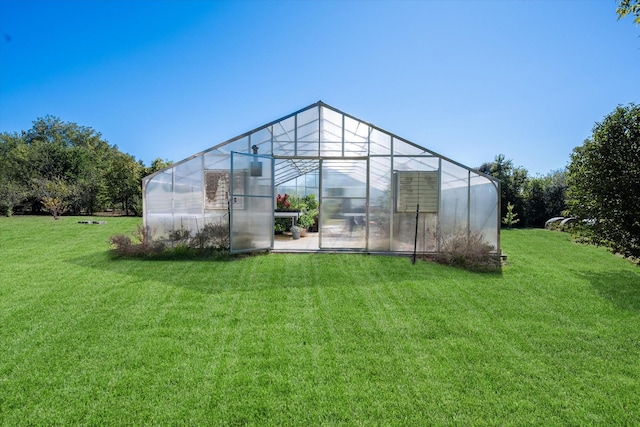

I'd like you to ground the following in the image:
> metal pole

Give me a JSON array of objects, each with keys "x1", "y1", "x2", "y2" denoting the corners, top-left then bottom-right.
[{"x1": 412, "y1": 203, "x2": 419, "y2": 264}]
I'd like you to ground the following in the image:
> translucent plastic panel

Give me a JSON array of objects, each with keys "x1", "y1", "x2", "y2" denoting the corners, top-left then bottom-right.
[
  {"x1": 320, "y1": 141, "x2": 342, "y2": 157},
  {"x1": 370, "y1": 128, "x2": 391, "y2": 155},
  {"x1": 368, "y1": 156, "x2": 392, "y2": 251},
  {"x1": 440, "y1": 160, "x2": 469, "y2": 236},
  {"x1": 273, "y1": 143, "x2": 296, "y2": 156},
  {"x1": 231, "y1": 195, "x2": 273, "y2": 252},
  {"x1": 231, "y1": 154, "x2": 273, "y2": 198},
  {"x1": 393, "y1": 156, "x2": 439, "y2": 173},
  {"x1": 173, "y1": 215, "x2": 203, "y2": 235},
  {"x1": 369, "y1": 156, "x2": 392, "y2": 192},
  {"x1": 145, "y1": 214, "x2": 174, "y2": 241},
  {"x1": 204, "y1": 153, "x2": 230, "y2": 171},
  {"x1": 230, "y1": 152, "x2": 274, "y2": 253},
  {"x1": 298, "y1": 104, "x2": 319, "y2": 126},
  {"x1": 394, "y1": 137, "x2": 429, "y2": 156},
  {"x1": 219, "y1": 136, "x2": 249, "y2": 154},
  {"x1": 250, "y1": 127, "x2": 273, "y2": 156},
  {"x1": 145, "y1": 169, "x2": 173, "y2": 214},
  {"x1": 470, "y1": 174, "x2": 499, "y2": 251},
  {"x1": 273, "y1": 116, "x2": 296, "y2": 156},
  {"x1": 322, "y1": 160, "x2": 367, "y2": 197},
  {"x1": 320, "y1": 197, "x2": 367, "y2": 249},
  {"x1": 173, "y1": 157, "x2": 203, "y2": 215},
  {"x1": 296, "y1": 107, "x2": 320, "y2": 147},
  {"x1": 174, "y1": 156, "x2": 202, "y2": 179},
  {"x1": 344, "y1": 116, "x2": 368, "y2": 142},
  {"x1": 391, "y1": 212, "x2": 437, "y2": 252},
  {"x1": 173, "y1": 191, "x2": 202, "y2": 215},
  {"x1": 343, "y1": 142, "x2": 367, "y2": 156},
  {"x1": 343, "y1": 116, "x2": 368, "y2": 156},
  {"x1": 320, "y1": 107, "x2": 342, "y2": 142},
  {"x1": 273, "y1": 116, "x2": 295, "y2": 141},
  {"x1": 274, "y1": 158, "x2": 319, "y2": 187},
  {"x1": 297, "y1": 141, "x2": 319, "y2": 157},
  {"x1": 321, "y1": 159, "x2": 367, "y2": 249}
]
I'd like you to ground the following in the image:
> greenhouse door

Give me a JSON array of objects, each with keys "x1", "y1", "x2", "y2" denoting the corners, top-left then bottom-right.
[
  {"x1": 230, "y1": 152, "x2": 274, "y2": 253},
  {"x1": 319, "y1": 159, "x2": 368, "y2": 250}
]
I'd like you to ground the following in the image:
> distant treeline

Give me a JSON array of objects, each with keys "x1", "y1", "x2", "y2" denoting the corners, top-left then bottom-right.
[
  {"x1": 477, "y1": 154, "x2": 567, "y2": 228},
  {"x1": 0, "y1": 116, "x2": 171, "y2": 217},
  {"x1": 1, "y1": 116, "x2": 568, "y2": 224}
]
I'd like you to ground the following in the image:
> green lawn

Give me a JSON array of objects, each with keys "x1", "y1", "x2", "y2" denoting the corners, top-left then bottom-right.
[{"x1": 1, "y1": 216, "x2": 639, "y2": 425}]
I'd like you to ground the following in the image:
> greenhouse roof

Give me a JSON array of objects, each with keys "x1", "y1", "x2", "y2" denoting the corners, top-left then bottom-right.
[{"x1": 147, "y1": 101, "x2": 497, "y2": 189}]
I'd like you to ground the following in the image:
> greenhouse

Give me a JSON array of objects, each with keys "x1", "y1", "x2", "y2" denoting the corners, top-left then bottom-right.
[{"x1": 142, "y1": 101, "x2": 500, "y2": 254}]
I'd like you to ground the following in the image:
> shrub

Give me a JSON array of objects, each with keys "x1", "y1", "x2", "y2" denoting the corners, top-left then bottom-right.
[
  {"x1": 108, "y1": 234, "x2": 135, "y2": 256},
  {"x1": 436, "y1": 231, "x2": 500, "y2": 271},
  {"x1": 109, "y1": 222, "x2": 230, "y2": 258},
  {"x1": 191, "y1": 222, "x2": 229, "y2": 250},
  {"x1": 109, "y1": 226, "x2": 165, "y2": 257},
  {"x1": 168, "y1": 228, "x2": 192, "y2": 246}
]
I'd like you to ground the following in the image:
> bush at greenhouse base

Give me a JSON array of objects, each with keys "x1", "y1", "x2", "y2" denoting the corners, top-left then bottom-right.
[
  {"x1": 434, "y1": 231, "x2": 501, "y2": 272},
  {"x1": 108, "y1": 223, "x2": 231, "y2": 259}
]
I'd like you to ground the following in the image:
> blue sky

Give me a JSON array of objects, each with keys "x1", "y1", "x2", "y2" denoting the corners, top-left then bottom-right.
[{"x1": 1, "y1": 0, "x2": 638, "y2": 176}]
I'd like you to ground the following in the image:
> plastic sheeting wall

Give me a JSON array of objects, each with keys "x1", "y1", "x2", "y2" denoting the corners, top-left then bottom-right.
[{"x1": 142, "y1": 102, "x2": 500, "y2": 254}]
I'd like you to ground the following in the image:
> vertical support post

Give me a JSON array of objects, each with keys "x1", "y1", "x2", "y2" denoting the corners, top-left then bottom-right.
[
  {"x1": 389, "y1": 138, "x2": 395, "y2": 251},
  {"x1": 365, "y1": 158, "x2": 370, "y2": 252},
  {"x1": 437, "y1": 158, "x2": 442, "y2": 253},
  {"x1": 294, "y1": 113, "x2": 298, "y2": 157},
  {"x1": 201, "y1": 155, "x2": 206, "y2": 229},
  {"x1": 497, "y1": 180, "x2": 501, "y2": 253},
  {"x1": 467, "y1": 170, "x2": 471, "y2": 240},
  {"x1": 318, "y1": 159, "x2": 323, "y2": 249},
  {"x1": 142, "y1": 176, "x2": 147, "y2": 231},
  {"x1": 171, "y1": 165, "x2": 175, "y2": 234},
  {"x1": 318, "y1": 105, "x2": 322, "y2": 157},
  {"x1": 412, "y1": 204, "x2": 420, "y2": 264},
  {"x1": 341, "y1": 113, "x2": 345, "y2": 157}
]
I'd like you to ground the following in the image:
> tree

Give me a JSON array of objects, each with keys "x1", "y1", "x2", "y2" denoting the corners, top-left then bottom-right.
[
  {"x1": 0, "y1": 133, "x2": 29, "y2": 216},
  {"x1": 104, "y1": 152, "x2": 144, "y2": 215},
  {"x1": 542, "y1": 169, "x2": 567, "y2": 219},
  {"x1": 502, "y1": 202, "x2": 520, "y2": 229},
  {"x1": 567, "y1": 104, "x2": 640, "y2": 259},
  {"x1": 478, "y1": 154, "x2": 528, "y2": 227},
  {"x1": 523, "y1": 177, "x2": 547, "y2": 227},
  {"x1": 522, "y1": 170, "x2": 568, "y2": 228},
  {"x1": 617, "y1": 0, "x2": 640, "y2": 24},
  {"x1": 40, "y1": 177, "x2": 73, "y2": 220},
  {"x1": 0, "y1": 116, "x2": 141, "y2": 215},
  {"x1": 146, "y1": 158, "x2": 173, "y2": 176}
]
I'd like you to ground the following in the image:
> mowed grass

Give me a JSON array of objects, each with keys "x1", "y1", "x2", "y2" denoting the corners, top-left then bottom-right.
[{"x1": 1, "y1": 217, "x2": 639, "y2": 425}]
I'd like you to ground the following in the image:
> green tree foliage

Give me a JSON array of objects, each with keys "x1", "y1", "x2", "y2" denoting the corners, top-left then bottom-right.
[
  {"x1": 567, "y1": 103, "x2": 640, "y2": 258},
  {"x1": 0, "y1": 116, "x2": 153, "y2": 217},
  {"x1": 502, "y1": 202, "x2": 520, "y2": 229},
  {"x1": 478, "y1": 154, "x2": 528, "y2": 227},
  {"x1": 0, "y1": 133, "x2": 29, "y2": 216},
  {"x1": 104, "y1": 152, "x2": 144, "y2": 216},
  {"x1": 479, "y1": 156, "x2": 567, "y2": 228},
  {"x1": 523, "y1": 170, "x2": 567, "y2": 228},
  {"x1": 40, "y1": 177, "x2": 73, "y2": 219},
  {"x1": 617, "y1": 0, "x2": 640, "y2": 24},
  {"x1": 523, "y1": 177, "x2": 546, "y2": 227},
  {"x1": 542, "y1": 169, "x2": 568, "y2": 220},
  {"x1": 146, "y1": 158, "x2": 173, "y2": 176}
]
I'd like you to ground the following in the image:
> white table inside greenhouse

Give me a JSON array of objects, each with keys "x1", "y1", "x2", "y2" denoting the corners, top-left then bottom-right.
[{"x1": 274, "y1": 211, "x2": 301, "y2": 228}]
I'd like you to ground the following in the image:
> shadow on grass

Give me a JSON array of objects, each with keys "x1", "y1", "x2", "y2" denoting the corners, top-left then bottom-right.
[
  {"x1": 581, "y1": 269, "x2": 640, "y2": 312},
  {"x1": 67, "y1": 250, "x2": 498, "y2": 295}
]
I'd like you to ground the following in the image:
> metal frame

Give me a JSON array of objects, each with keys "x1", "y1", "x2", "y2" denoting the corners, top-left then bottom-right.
[{"x1": 142, "y1": 101, "x2": 501, "y2": 255}]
